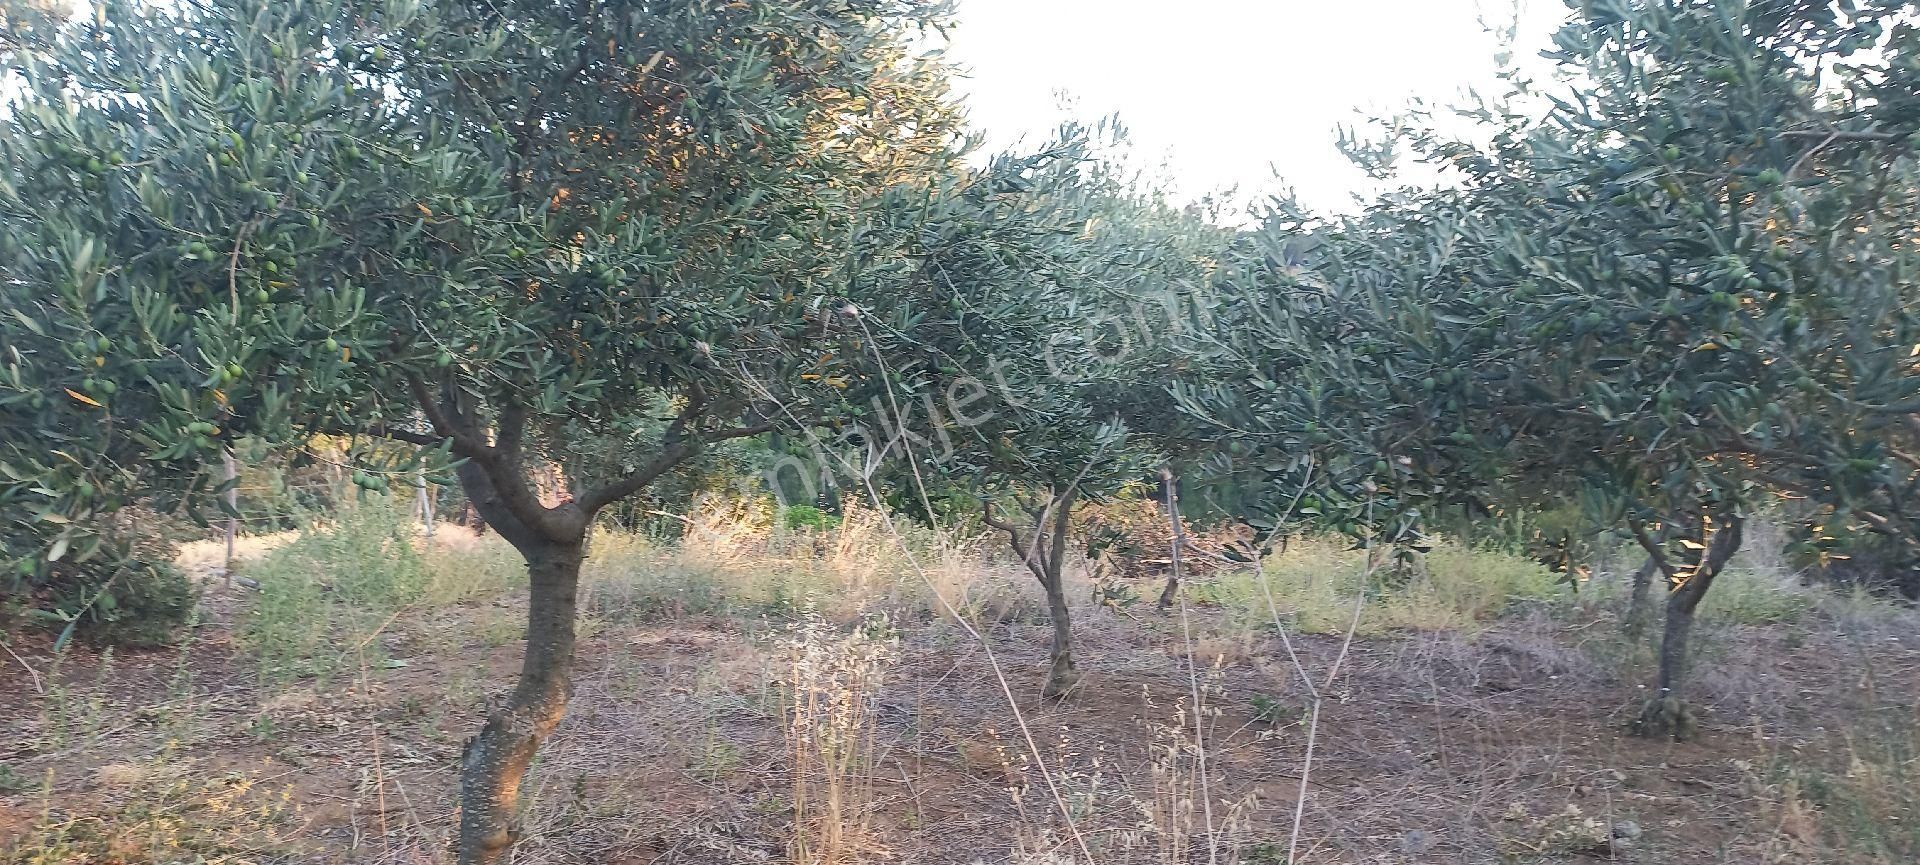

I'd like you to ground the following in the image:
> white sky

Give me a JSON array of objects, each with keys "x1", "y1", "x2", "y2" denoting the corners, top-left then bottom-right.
[{"x1": 944, "y1": 0, "x2": 1564, "y2": 215}]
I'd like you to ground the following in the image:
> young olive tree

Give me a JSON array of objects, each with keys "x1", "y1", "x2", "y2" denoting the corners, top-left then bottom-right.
[
  {"x1": 834, "y1": 134, "x2": 1164, "y2": 698},
  {"x1": 0, "y1": 0, "x2": 959, "y2": 860}
]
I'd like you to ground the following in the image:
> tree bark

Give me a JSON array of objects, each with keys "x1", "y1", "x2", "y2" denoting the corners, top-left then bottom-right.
[
  {"x1": 1632, "y1": 513, "x2": 1743, "y2": 740},
  {"x1": 457, "y1": 540, "x2": 583, "y2": 865},
  {"x1": 1623, "y1": 556, "x2": 1656, "y2": 636},
  {"x1": 412, "y1": 385, "x2": 770, "y2": 864},
  {"x1": 445, "y1": 418, "x2": 595, "y2": 865},
  {"x1": 1042, "y1": 561, "x2": 1077, "y2": 699},
  {"x1": 1039, "y1": 488, "x2": 1078, "y2": 699}
]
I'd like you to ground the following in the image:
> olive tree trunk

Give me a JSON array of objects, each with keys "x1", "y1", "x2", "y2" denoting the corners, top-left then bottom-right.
[
  {"x1": 458, "y1": 541, "x2": 583, "y2": 864},
  {"x1": 984, "y1": 486, "x2": 1080, "y2": 699},
  {"x1": 1631, "y1": 513, "x2": 1743, "y2": 740},
  {"x1": 401, "y1": 378, "x2": 760, "y2": 865},
  {"x1": 1041, "y1": 555, "x2": 1077, "y2": 698}
]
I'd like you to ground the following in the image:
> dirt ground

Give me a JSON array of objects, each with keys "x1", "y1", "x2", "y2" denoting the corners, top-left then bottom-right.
[{"x1": 2, "y1": 545, "x2": 1915, "y2": 864}]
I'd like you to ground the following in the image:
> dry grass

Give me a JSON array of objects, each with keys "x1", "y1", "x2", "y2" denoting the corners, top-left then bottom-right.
[
  {"x1": 781, "y1": 611, "x2": 897, "y2": 864},
  {"x1": 578, "y1": 500, "x2": 1041, "y2": 629},
  {"x1": 1194, "y1": 537, "x2": 1562, "y2": 638},
  {"x1": 4, "y1": 501, "x2": 1917, "y2": 865},
  {"x1": 0, "y1": 747, "x2": 294, "y2": 865}
]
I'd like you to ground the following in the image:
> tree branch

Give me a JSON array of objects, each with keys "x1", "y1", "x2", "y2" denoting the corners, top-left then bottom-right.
[
  {"x1": 575, "y1": 440, "x2": 698, "y2": 515},
  {"x1": 405, "y1": 372, "x2": 490, "y2": 458},
  {"x1": 1779, "y1": 129, "x2": 1897, "y2": 142},
  {"x1": 1628, "y1": 519, "x2": 1681, "y2": 586},
  {"x1": 572, "y1": 396, "x2": 780, "y2": 515}
]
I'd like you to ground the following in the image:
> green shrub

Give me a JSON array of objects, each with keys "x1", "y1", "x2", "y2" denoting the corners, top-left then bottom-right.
[
  {"x1": 780, "y1": 504, "x2": 840, "y2": 532},
  {"x1": 5, "y1": 507, "x2": 195, "y2": 649}
]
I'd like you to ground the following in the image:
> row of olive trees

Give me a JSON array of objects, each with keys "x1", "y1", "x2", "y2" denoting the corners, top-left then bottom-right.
[
  {"x1": 8, "y1": 0, "x2": 1920, "y2": 861},
  {"x1": 1178, "y1": 0, "x2": 1920, "y2": 738}
]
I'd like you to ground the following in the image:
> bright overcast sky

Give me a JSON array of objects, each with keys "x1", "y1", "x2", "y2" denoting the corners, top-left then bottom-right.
[{"x1": 944, "y1": 0, "x2": 1565, "y2": 215}]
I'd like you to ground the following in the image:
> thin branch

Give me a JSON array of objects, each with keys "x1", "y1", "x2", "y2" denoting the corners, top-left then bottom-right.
[
  {"x1": 1779, "y1": 128, "x2": 1896, "y2": 142},
  {"x1": 3, "y1": 640, "x2": 43, "y2": 696},
  {"x1": 572, "y1": 406, "x2": 777, "y2": 516}
]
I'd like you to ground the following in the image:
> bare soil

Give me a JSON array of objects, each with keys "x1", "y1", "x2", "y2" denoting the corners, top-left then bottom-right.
[{"x1": 2, "y1": 565, "x2": 1914, "y2": 864}]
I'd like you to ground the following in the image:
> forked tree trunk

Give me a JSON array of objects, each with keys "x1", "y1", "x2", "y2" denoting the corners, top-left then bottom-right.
[
  {"x1": 448, "y1": 452, "x2": 593, "y2": 865},
  {"x1": 985, "y1": 487, "x2": 1080, "y2": 700},
  {"x1": 458, "y1": 540, "x2": 584, "y2": 865},
  {"x1": 413, "y1": 378, "x2": 754, "y2": 865},
  {"x1": 1632, "y1": 513, "x2": 1743, "y2": 741}
]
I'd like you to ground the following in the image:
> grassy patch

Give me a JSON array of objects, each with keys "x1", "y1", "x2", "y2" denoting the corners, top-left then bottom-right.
[
  {"x1": 576, "y1": 501, "x2": 1017, "y2": 627},
  {"x1": 1195, "y1": 538, "x2": 1562, "y2": 636},
  {"x1": 241, "y1": 495, "x2": 427, "y2": 684},
  {"x1": 0, "y1": 748, "x2": 293, "y2": 864},
  {"x1": 1698, "y1": 567, "x2": 1814, "y2": 626}
]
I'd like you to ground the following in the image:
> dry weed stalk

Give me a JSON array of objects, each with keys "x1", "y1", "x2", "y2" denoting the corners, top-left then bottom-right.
[{"x1": 783, "y1": 609, "x2": 897, "y2": 864}]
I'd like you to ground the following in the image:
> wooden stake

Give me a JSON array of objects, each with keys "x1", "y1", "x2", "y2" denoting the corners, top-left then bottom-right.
[
  {"x1": 1158, "y1": 466, "x2": 1185, "y2": 610},
  {"x1": 222, "y1": 447, "x2": 239, "y2": 587}
]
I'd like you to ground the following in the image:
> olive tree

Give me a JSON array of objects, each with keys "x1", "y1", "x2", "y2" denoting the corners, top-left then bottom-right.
[
  {"x1": 827, "y1": 132, "x2": 1172, "y2": 698},
  {"x1": 0, "y1": 0, "x2": 958, "y2": 860}
]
